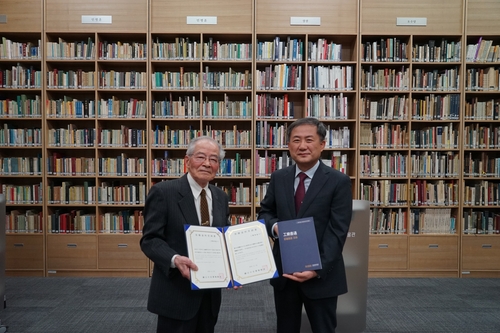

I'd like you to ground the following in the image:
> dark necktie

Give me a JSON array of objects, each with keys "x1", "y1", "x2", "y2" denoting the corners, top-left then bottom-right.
[
  {"x1": 295, "y1": 172, "x2": 308, "y2": 214},
  {"x1": 200, "y1": 189, "x2": 210, "y2": 226}
]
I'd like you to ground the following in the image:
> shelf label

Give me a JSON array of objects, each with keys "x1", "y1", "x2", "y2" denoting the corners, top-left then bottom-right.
[
  {"x1": 0, "y1": 15, "x2": 7, "y2": 24},
  {"x1": 290, "y1": 17, "x2": 321, "y2": 26},
  {"x1": 187, "y1": 16, "x2": 217, "y2": 25},
  {"x1": 396, "y1": 17, "x2": 427, "y2": 26},
  {"x1": 81, "y1": 15, "x2": 112, "y2": 24}
]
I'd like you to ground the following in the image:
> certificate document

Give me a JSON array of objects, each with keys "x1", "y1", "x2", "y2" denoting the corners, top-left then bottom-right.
[{"x1": 185, "y1": 220, "x2": 278, "y2": 289}]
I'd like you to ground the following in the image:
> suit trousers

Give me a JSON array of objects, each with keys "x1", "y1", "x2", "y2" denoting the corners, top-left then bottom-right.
[
  {"x1": 274, "y1": 280, "x2": 338, "y2": 333},
  {"x1": 156, "y1": 291, "x2": 218, "y2": 333}
]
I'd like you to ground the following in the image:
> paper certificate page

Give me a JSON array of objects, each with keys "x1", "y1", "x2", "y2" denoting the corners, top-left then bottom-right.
[
  {"x1": 185, "y1": 225, "x2": 232, "y2": 289},
  {"x1": 224, "y1": 220, "x2": 278, "y2": 286}
]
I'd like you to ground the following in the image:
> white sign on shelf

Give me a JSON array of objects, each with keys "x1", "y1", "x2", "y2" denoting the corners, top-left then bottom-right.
[
  {"x1": 290, "y1": 17, "x2": 321, "y2": 26},
  {"x1": 396, "y1": 17, "x2": 427, "y2": 26},
  {"x1": 81, "y1": 15, "x2": 112, "y2": 24},
  {"x1": 187, "y1": 16, "x2": 217, "y2": 25},
  {"x1": 0, "y1": 15, "x2": 7, "y2": 24}
]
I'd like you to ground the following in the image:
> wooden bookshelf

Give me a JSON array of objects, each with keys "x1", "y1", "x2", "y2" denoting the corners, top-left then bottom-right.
[{"x1": 1, "y1": 0, "x2": 500, "y2": 278}]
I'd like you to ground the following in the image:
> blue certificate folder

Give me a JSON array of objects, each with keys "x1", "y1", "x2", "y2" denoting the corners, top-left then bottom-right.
[{"x1": 278, "y1": 217, "x2": 322, "y2": 274}]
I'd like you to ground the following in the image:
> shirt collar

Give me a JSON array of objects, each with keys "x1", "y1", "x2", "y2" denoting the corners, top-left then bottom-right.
[
  {"x1": 295, "y1": 160, "x2": 320, "y2": 179},
  {"x1": 187, "y1": 173, "x2": 210, "y2": 198}
]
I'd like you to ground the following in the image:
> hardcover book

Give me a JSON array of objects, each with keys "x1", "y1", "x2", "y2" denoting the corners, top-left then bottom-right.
[{"x1": 278, "y1": 217, "x2": 322, "y2": 274}]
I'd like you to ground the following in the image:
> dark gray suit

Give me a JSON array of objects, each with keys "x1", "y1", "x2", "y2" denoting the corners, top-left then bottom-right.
[
  {"x1": 140, "y1": 174, "x2": 230, "y2": 321},
  {"x1": 258, "y1": 162, "x2": 352, "y2": 332}
]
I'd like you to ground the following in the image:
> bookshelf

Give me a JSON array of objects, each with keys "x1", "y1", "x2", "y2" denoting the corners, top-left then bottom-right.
[
  {"x1": 360, "y1": 0, "x2": 464, "y2": 277},
  {"x1": 461, "y1": 0, "x2": 500, "y2": 278},
  {"x1": 254, "y1": 0, "x2": 359, "y2": 213},
  {"x1": 150, "y1": 0, "x2": 255, "y2": 225},
  {"x1": 0, "y1": 0, "x2": 44, "y2": 277},
  {"x1": 42, "y1": 0, "x2": 150, "y2": 277},
  {"x1": 1, "y1": 0, "x2": 499, "y2": 278}
]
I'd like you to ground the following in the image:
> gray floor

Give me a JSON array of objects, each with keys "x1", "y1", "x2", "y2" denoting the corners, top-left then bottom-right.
[{"x1": 0, "y1": 277, "x2": 499, "y2": 332}]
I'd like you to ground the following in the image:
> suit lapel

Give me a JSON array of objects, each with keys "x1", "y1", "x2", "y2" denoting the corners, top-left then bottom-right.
[
  {"x1": 177, "y1": 175, "x2": 199, "y2": 226},
  {"x1": 297, "y1": 163, "x2": 329, "y2": 217},
  {"x1": 284, "y1": 166, "x2": 296, "y2": 216}
]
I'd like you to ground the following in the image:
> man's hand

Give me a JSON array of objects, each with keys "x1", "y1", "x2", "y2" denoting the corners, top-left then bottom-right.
[
  {"x1": 174, "y1": 255, "x2": 198, "y2": 279},
  {"x1": 283, "y1": 270, "x2": 318, "y2": 283}
]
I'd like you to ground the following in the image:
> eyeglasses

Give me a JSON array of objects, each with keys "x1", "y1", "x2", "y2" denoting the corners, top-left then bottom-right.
[{"x1": 191, "y1": 153, "x2": 220, "y2": 165}]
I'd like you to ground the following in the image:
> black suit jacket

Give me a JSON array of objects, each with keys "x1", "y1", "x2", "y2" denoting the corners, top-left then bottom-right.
[
  {"x1": 258, "y1": 162, "x2": 352, "y2": 299},
  {"x1": 140, "y1": 174, "x2": 230, "y2": 320}
]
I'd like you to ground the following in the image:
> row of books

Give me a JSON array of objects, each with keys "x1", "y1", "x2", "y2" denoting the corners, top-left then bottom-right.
[
  {"x1": 464, "y1": 98, "x2": 500, "y2": 120},
  {"x1": 410, "y1": 180, "x2": 459, "y2": 207},
  {"x1": 370, "y1": 207, "x2": 407, "y2": 234},
  {"x1": 359, "y1": 123, "x2": 408, "y2": 148},
  {"x1": 151, "y1": 126, "x2": 252, "y2": 148},
  {"x1": 6, "y1": 209, "x2": 43, "y2": 233},
  {"x1": 0, "y1": 156, "x2": 42, "y2": 175},
  {"x1": 410, "y1": 208, "x2": 456, "y2": 234},
  {"x1": 462, "y1": 210, "x2": 500, "y2": 234},
  {"x1": 465, "y1": 38, "x2": 500, "y2": 63},
  {"x1": 151, "y1": 70, "x2": 200, "y2": 89},
  {"x1": 361, "y1": 38, "x2": 409, "y2": 62},
  {"x1": 47, "y1": 155, "x2": 95, "y2": 176},
  {"x1": 412, "y1": 67, "x2": 460, "y2": 91},
  {"x1": 1, "y1": 183, "x2": 43, "y2": 204},
  {"x1": 412, "y1": 40, "x2": 462, "y2": 63},
  {"x1": 98, "y1": 128, "x2": 146, "y2": 147},
  {"x1": 360, "y1": 152, "x2": 407, "y2": 178},
  {"x1": 202, "y1": 68, "x2": 252, "y2": 90},
  {"x1": 306, "y1": 65, "x2": 354, "y2": 91},
  {"x1": 463, "y1": 154, "x2": 500, "y2": 178},
  {"x1": 99, "y1": 210, "x2": 144, "y2": 233},
  {"x1": 48, "y1": 210, "x2": 96, "y2": 233},
  {"x1": 46, "y1": 37, "x2": 95, "y2": 60},
  {"x1": 215, "y1": 182, "x2": 251, "y2": 206},
  {"x1": 0, "y1": 95, "x2": 42, "y2": 117},
  {"x1": 463, "y1": 124, "x2": 500, "y2": 149},
  {"x1": 98, "y1": 156, "x2": 146, "y2": 176},
  {"x1": 99, "y1": 70, "x2": 147, "y2": 89},
  {"x1": 0, "y1": 65, "x2": 42, "y2": 88},
  {"x1": 305, "y1": 93, "x2": 349, "y2": 120},
  {"x1": 0, "y1": 37, "x2": 41, "y2": 59},
  {"x1": 410, "y1": 124, "x2": 459, "y2": 149},
  {"x1": 256, "y1": 37, "x2": 304, "y2": 61},
  {"x1": 0, "y1": 126, "x2": 42, "y2": 147},
  {"x1": 202, "y1": 40, "x2": 252, "y2": 61},
  {"x1": 256, "y1": 64, "x2": 302, "y2": 90},
  {"x1": 410, "y1": 94, "x2": 460, "y2": 120},
  {"x1": 464, "y1": 67, "x2": 500, "y2": 91},
  {"x1": 46, "y1": 69, "x2": 94, "y2": 89},
  {"x1": 360, "y1": 181, "x2": 408, "y2": 206},
  {"x1": 151, "y1": 155, "x2": 252, "y2": 177},
  {"x1": 409, "y1": 152, "x2": 460, "y2": 178},
  {"x1": 307, "y1": 39, "x2": 343, "y2": 62},
  {"x1": 151, "y1": 37, "x2": 199, "y2": 60},
  {"x1": 360, "y1": 95, "x2": 409, "y2": 121},
  {"x1": 255, "y1": 93, "x2": 294, "y2": 119},
  {"x1": 360, "y1": 66, "x2": 409, "y2": 91},
  {"x1": 46, "y1": 98, "x2": 95, "y2": 118},
  {"x1": 463, "y1": 181, "x2": 500, "y2": 206},
  {"x1": 97, "y1": 41, "x2": 147, "y2": 60}
]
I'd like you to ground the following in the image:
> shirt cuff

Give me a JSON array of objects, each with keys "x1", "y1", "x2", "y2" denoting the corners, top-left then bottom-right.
[{"x1": 171, "y1": 254, "x2": 179, "y2": 268}]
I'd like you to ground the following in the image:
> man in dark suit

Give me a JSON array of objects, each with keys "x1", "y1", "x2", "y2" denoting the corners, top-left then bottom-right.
[
  {"x1": 258, "y1": 117, "x2": 353, "y2": 333},
  {"x1": 140, "y1": 136, "x2": 230, "y2": 333}
]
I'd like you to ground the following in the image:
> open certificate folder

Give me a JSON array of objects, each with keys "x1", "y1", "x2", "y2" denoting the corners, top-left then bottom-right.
[{"x1": 185, "y1": 220, "x2": 278, "y2": 289}]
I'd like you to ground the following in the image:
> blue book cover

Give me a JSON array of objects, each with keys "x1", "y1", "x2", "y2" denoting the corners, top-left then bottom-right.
[{"x1": 278, "y1": 217, "x2": 322, "y2": 274}]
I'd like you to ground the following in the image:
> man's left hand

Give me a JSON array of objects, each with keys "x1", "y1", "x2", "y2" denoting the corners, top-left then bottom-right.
[{"x1": 283, "y1": 270, "x2": 318, "y2": 282}]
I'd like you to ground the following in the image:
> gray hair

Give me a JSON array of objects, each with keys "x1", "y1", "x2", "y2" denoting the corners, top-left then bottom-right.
[{"x1": 186, "y1": 136, "x2": 225, "y2": 160}]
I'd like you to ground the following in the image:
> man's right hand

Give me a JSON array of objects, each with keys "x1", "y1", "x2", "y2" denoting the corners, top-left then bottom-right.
[{"x1": 174, "y1": 255, "x2": 198, "y2": 279}]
